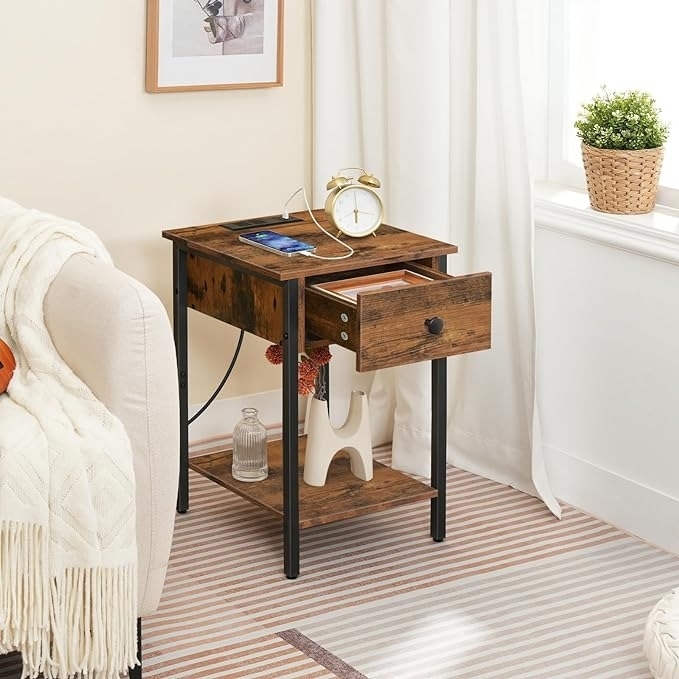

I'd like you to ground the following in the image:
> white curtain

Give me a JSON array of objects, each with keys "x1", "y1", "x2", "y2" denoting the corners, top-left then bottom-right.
[{"x1": 312, "y1": 0, "x2": 560, "y2": 517}]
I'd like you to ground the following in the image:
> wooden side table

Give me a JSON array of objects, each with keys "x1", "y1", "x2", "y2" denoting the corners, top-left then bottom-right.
[{"x1": 163, "y1": 211, "x2": 491, "y2": 578}]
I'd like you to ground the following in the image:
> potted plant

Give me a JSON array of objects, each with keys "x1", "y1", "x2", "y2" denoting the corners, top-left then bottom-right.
[{"x1": 574, "y1": 88, "x2": 669, "y2": 214}]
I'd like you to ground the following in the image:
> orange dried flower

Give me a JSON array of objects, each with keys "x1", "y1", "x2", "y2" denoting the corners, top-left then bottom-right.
[
  {"x1": 264, "y1": 343, "x2": 332, "y2": 396},
  {"x1": 308, "y1": 346, "x2": 332, "y2": 367},
  {"x1": 264, "y1": 344, "x2": 283, "y2": 365}
]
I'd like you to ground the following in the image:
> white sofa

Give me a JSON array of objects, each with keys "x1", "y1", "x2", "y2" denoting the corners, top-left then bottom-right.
[{"x1": 44, "y1": 253, "x2": 179, "y2": 678}]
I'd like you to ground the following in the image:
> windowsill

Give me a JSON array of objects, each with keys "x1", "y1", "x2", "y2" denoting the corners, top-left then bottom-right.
[{"x1": 534, "y1": 182, "x2": 679, "y2": 264}]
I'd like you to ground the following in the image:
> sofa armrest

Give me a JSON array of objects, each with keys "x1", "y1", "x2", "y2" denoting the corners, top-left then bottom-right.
[{"x1": 44, "y1": 253, "x2": 179, "y2": 616}]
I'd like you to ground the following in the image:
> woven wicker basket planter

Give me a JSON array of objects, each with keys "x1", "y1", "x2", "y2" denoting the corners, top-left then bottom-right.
[{"x1": 581, "y1": 143, "x2": 664, "y2": 215}]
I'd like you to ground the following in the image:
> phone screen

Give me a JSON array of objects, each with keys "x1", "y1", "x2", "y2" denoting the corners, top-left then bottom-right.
[{"x1": 239, "y1": 230, "x2": 316, "y2": 255}]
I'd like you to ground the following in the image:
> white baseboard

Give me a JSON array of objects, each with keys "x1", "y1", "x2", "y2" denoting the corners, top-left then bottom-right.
[
  {"x1": 188, "y1": 389, "x2": 355, "y2": 455},
  {"x1": 544, "y1": 444, "x2": 679, "y2": 556},
  {"x1": 188, "y1": 389, "x2": 286, "y2": 455}
]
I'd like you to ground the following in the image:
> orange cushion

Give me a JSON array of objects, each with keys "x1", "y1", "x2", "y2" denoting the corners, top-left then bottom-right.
[{"x1": 0, "y1": 338, "x2": 15, "y2": 393}]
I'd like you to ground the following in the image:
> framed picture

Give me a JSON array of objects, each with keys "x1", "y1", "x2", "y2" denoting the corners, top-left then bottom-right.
[{"x1": 146, "y1": 0, "x2": 284, "y2": 92}]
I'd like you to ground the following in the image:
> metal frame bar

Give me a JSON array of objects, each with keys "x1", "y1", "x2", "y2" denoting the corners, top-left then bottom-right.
[
  {"x1": 430, "y1": 255, "x2": 447, "y2": 541},
  {"x1": 281, "y1": 279, "x2": 300, "y2": 578},
  {"x1": 430, "y1": 356, "x2": 447, "y2": 541},
  {"x1": 173, "y1": 246, "x2": 189, "y2": 514}
]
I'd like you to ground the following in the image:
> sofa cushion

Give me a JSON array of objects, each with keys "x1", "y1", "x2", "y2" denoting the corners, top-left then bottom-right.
[{"x1": 44, "y1": 253, "x2": 179, "y2": 616}]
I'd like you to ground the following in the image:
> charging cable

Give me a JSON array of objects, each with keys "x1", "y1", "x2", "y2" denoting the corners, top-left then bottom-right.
[
  {"x1": 281, "y1": 186, "x2": 355, "y2": 261},
  {"x1": 188, "y1": 329, "x2": 245, "y2": 425},
  {"x1": 191, "y1": 184, "x2": 354, "y2": 425}
]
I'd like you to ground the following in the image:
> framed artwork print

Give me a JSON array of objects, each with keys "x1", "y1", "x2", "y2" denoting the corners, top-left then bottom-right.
[{"x1": 146, "y1": 0, "x2": 284, "y2": 92}]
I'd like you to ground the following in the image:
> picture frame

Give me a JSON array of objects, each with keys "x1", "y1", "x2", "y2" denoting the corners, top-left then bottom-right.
[{"x1": 146, "y1": 0, "x2": 284, "y2": 92}]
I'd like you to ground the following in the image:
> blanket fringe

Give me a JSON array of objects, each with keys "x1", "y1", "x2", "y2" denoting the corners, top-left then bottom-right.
[
  {"x1": 0, "y1": 520, "x2": 49, "y2": 675},
  {"x1": 44, "y1": 563, "x2": 138, "y2": 679},
  {"x1": 0, "y1": 521, "x2": 137, "y2": 679}
]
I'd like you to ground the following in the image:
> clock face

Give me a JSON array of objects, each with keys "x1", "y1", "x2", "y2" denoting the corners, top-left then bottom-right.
[{"x1": 329, "y1": 185, "x2": 383, "y2": 237}]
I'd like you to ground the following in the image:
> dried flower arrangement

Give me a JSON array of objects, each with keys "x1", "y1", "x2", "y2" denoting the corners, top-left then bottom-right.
[{"x1": 265, "y1": 344, "x2": 332, "y2": 398}]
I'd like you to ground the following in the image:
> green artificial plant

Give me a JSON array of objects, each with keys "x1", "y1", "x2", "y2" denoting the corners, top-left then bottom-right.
[{"x1": 575, "y1": 87, "x2": 669, "y2": 150}]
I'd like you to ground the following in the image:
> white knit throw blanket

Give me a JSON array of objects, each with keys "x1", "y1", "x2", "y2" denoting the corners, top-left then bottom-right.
[{"x1": 0, "y1": 198, "x2": 137, "y2": 678}]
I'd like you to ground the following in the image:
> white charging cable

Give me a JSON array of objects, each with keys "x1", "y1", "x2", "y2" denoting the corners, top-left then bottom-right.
[{"x1": 281, "y1": 186, "x2": 354, "y2": 260}]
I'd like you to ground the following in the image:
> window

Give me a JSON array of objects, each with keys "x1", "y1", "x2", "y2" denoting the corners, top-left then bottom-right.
[{"x1": 548, "y1": 0, "x2": 679, "y2": 209}]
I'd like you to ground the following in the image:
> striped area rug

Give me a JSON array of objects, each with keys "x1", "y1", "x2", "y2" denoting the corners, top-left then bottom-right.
[
  {"x1": 1, "y1": 452, "x2": 677, "y2": 678},
  {"x1": 144, "y1": 451, "x2": 678, "y2": 678}
]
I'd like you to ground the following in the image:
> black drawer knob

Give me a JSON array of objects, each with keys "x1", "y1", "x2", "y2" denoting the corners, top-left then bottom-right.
[{"x1": 425, "y1": 316, "x2": 444, "y2": 335}]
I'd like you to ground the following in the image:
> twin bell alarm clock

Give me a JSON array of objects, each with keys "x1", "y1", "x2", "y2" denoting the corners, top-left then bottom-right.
[{"x1": 324, "y1": 170, "x2": 383, "y2": 237}]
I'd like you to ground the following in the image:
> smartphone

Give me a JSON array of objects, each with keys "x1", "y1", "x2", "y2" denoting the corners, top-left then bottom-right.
[{"x1": 238, "y1": 230, "x2": 316, "y2": 256}]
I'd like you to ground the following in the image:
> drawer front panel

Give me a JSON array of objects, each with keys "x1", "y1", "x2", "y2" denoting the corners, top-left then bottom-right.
[
  {"x1": 356, "y1": 272, "x2": 491, "y2": 371},
  {"x1": 305, "y1": 270, "x2": 491, "y2": 372}
]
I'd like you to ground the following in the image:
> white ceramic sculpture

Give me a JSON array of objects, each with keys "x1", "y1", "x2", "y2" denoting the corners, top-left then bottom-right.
[{"x1": 303, "y1": 389, "x2": 373, "y2": 487}]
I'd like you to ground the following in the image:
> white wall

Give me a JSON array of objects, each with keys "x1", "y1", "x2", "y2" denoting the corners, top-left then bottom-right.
[
  {"x1": 0, "y1": 0, "x2": 310, "y2": 404},
  {"x1": 535, "y1": 199, "x2": 679, "y2": 555},
  {"x1": 4, "y1": 4, "x2": 675, "y2": 553}
]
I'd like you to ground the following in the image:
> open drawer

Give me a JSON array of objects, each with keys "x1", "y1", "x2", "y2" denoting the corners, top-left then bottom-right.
[{"x1": 305, "y1": 263, "x2": 492, "y2": 372}]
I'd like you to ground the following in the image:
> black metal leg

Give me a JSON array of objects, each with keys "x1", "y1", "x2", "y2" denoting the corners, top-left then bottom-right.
[
  {"x1": 128, "y1": 617, "x2": 142, "y2": 678},
  {"x1": 431, "y1": 254, "x2": 447, "y2": 541},
  {"x1": 282, "y1": 280, "x2": 300, "y2": 578},
  {"x1": 173, "y1": 246, "x2": 189, "y2": 514},
  {"x1": 431, "y1": 357, "x2": 447, "y2": 541}
]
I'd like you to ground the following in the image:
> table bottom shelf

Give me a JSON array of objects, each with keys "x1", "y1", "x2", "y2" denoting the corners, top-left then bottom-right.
[{"x1": 189, "y1": 435, "x2": 438, "y2": 529}]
